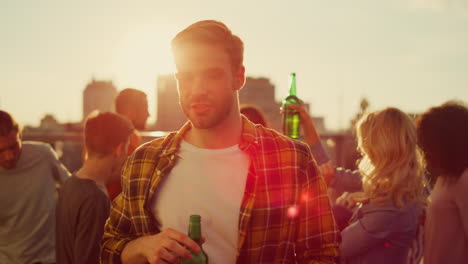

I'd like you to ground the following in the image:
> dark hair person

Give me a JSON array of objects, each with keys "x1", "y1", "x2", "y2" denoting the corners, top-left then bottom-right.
[{"x1": 416, "y1": 101, "x2": 468, "y2": 264}]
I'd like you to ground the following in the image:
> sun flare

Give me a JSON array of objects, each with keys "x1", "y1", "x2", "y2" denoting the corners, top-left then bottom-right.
[{"x1": 111, "y1": 23, "x2": 179, "y2": 124}]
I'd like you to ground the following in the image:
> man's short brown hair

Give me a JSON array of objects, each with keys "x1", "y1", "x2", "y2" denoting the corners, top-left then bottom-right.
[
  {"x1": 171, "y1": 20, "x2": 244, "y2": 72},
  {"x1": 115, "y1": 88, "x2": 147, "y2": 114},
  {"x1": 0, "y1": 110, "x2": 20, "y2": 136},
  {"x1": 85, "y1": 112, "x2": 134, "y2": 157}
]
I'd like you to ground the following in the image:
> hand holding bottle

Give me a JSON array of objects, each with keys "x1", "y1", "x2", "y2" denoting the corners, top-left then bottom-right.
[
  {"x1": 281, "y1": 101, "x2": 319, "y2": 146},
  {"x1": 121, "y1": 228, "x2": 201, "y2": 264},
  {"x1": 181, "y1": 215, "x2": 208, "y2": 264},
  {"x1": 282, "y1": 102, "x2": 336, "y2": 185}
]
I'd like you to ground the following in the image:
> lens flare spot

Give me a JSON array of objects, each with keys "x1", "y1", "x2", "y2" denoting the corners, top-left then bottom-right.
[
  {"x1": 301, "y1": 192, "x2": 310, "y2": 203},
  {"x1": 287, "y1": 205, "x2": 299, "y2": 219}
]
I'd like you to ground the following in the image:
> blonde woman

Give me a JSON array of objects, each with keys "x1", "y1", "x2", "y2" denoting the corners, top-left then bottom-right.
[{"x1": 327, "y1": 108, "x2": 427, "y2": 264}]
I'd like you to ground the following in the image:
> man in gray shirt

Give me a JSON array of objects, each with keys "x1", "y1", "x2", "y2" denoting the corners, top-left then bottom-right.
[{"x1": 0, "y1": 110, "x2": 70, "y2": 264}]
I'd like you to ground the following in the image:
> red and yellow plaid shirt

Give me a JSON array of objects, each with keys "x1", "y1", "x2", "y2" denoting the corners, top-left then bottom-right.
[{"x1": 101, "y1": 117, "x2": 340, "y2": 263}]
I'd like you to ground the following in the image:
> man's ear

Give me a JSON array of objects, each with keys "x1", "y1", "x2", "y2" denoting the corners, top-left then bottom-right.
[
  {"x1": 114, "y1": 142, "x2": 125, "y2": 157},
  {"x1": 234, "y1": 66, "x2": 246, "y2": 91}
]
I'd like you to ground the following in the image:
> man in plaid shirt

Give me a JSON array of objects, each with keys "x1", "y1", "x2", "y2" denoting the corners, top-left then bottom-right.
[{"x1": 101, "y1": 20, "x2": 339, "y2": 264}]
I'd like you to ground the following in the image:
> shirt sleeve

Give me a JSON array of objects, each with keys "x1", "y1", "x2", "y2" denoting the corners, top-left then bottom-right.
[
  {"x1": 296, "y1": 148, "x2": 340, "y2": 264},
  {"x1": 340, "y1": 207, "x2": 398, "y2": 259},
  {"x1": 308, "y1": 140, "x2": 362, "y2": 194},
  {"x1": 100, "y1": 158, "x2": 136, "y2": 264},
  {"x1": 75, "y1": 192, "x2": 110, "y2": 264},
  {"x1": 46, "y1": 144, "x2": 71, "y2": 183}
]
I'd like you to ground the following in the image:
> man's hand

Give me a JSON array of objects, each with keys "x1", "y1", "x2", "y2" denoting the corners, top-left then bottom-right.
[
  {"x1": 281, "y1": 102, "x2": 320, "y2": 146},
  {"x1": 285, "y1": 103, "x2": 311, "y2": 123},
  {"x1": 121, "y1": 228, "x2": 201, "y2": 264}
]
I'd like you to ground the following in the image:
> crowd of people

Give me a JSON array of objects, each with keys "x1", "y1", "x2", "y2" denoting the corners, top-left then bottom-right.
[{"x1": 0, "y1": 19, "x2": 467, "y2": 264}]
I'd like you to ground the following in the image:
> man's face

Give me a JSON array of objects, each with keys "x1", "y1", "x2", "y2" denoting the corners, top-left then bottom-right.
[
  {"x1": 0, "y1": 130, "x2": 22, "y2": 169},
  {"x1": 133, "y1": 98, "x2": 149, "y2": 130},
  {"x1": 174, "y1": 43, "x2": 244, "y2": 129}
]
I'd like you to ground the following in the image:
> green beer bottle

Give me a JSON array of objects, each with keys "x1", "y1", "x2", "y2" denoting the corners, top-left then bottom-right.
[
  {"x1": 181, "y1": 215, "x2": 208, "y2": 264},
  {"x1": 282, "y1": 72, "x2": 301, "y2": 138}
]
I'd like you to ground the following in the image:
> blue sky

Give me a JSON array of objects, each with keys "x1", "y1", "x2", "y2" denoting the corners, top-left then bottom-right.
[{"x1": 1, "y1": 0, "x2": 467, "y2": 130}]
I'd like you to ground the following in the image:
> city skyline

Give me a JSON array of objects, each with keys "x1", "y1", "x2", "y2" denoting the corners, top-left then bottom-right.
[{"x1": 2, "y1": 0, "x2": 468, "y2": 130}]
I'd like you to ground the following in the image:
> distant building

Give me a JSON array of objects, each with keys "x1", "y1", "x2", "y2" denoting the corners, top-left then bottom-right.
[
  {"x1": 39, "y1": 114, "x2": 64, "y2": 132},
  {"x1": 154, "y1": 74, "x2": 187, "y2": 131},
  {"x1": 82, "y1": 79, "x2": 117, "y2": 120},
  {"x1": 239, "y1": 77, "x2": 282, "y2": 131}
]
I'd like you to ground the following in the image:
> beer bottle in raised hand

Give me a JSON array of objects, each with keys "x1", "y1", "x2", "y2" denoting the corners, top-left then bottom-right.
[{"x1": 282, "y1": 72, "x2": 301, "y2": 138}]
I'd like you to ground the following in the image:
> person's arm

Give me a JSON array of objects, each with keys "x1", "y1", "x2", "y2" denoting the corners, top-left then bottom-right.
[
  {"x1": 100, "y1": 155, "x2": 200, "y2": 264},
  {"x1": 74, "y1": 193, "x2": 110, "y2": 264},
  {"x1": 329, "y1": 168, "x2": 363, "y2": 194},
  {"x1": 340, "y1": 206, "x2": 398, "y2": 259},
  {"x1": 295, "y1": 147, "x2": 340, "y2": 264},
  {"x1": 287, "y1": 103, "x2": 320, "y2": 147},
  {"x1": 46, "y1": 144, "x2": 71, "y2": 184},
  {"x1": 120, "y1": 229, "x2": 199, "y2": 264},
  {"x1": 287, "y1": 103, "x2": 329, "y2": 164}
]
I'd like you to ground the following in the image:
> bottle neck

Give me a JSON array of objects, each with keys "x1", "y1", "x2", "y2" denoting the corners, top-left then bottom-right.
[
  {"x1": 188, "y1": 223, "x2": 202, "y2": 243},
  {"x1": 289, "y1": 74, "x2": 297, "y2": 96}
]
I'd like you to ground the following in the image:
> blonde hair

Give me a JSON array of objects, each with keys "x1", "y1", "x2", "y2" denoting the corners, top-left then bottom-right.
[{"x1": 354, "y1": 107, "x2": 426, "y2": 207}]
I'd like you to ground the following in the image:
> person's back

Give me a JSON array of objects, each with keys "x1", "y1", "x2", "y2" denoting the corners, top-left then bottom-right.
[
  {"x1": 0, "y1": 111, "x2": 70, "y2": 264},
  {"x1": 55, "y1": 175, "x2": 110, "y2": 263},
  {"x1": 341, "y1": 201, "x2": 420, "y2": 264},
  {"x1": 55, "y1": 112, "x2": 134, "y2": 264}
]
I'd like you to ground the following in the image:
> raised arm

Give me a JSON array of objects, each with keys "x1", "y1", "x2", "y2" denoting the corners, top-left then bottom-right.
[{"x1": 286, "y1": 103, "x2": 363, "y2": 193}]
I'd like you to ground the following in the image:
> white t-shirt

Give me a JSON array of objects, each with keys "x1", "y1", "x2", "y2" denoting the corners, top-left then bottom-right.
[{"x1": 151, "y1": 140, "x2": 249, "y2": 264}]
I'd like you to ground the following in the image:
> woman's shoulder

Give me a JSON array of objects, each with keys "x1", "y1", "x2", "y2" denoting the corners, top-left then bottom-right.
[
  {"x1": 357, "y1": 201, "x2": 420, "y2": 228},
  {"x1": 359, "y1": 202, "x2": 422, "y2": 221}
]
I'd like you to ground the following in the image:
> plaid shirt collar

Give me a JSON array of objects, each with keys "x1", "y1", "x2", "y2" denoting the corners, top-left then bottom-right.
[{"x1": 157, "y1": 115, "x2": 260, "y2": 158}]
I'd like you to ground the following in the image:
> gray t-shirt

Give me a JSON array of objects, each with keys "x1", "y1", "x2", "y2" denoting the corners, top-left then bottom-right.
[
  {"x1": 0, "y1": 142, "x2": 70, "y2": 264},
  {"x1": 56, "y1": 174, "x2": 110, "y2": 264}
]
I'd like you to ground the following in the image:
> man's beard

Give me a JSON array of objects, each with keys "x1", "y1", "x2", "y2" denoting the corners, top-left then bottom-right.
[{"x1": 182, "y1": 95, "x2": 233, "y2": 129}]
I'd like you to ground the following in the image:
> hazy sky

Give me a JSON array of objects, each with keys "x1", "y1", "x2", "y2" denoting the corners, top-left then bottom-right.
[{"x1": 2, "y1": 0, "x2": 467, "y2": 130}]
